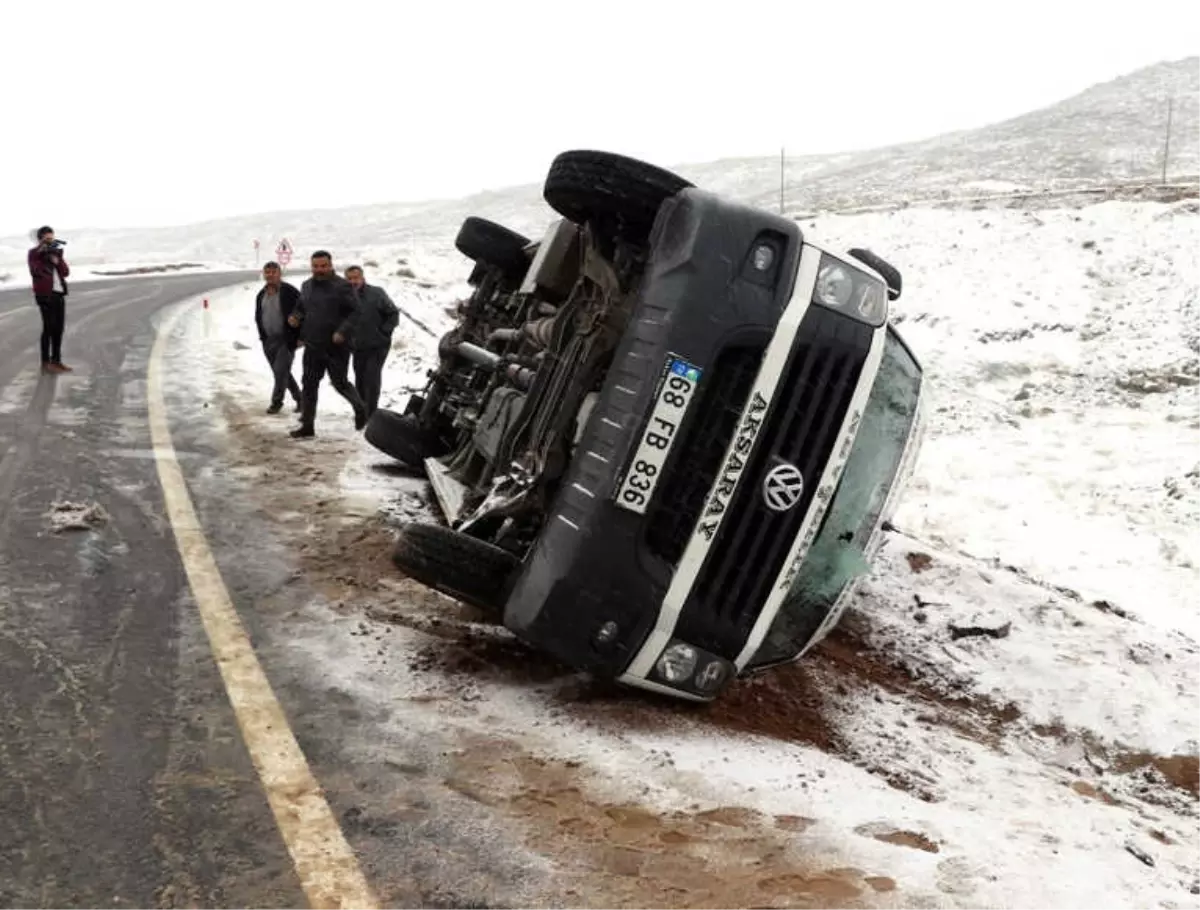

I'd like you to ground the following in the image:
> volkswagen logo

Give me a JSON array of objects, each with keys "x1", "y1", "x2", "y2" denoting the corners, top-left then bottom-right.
[{"x1": 761, "y1": 461, "x2": 804, "y2": 512}]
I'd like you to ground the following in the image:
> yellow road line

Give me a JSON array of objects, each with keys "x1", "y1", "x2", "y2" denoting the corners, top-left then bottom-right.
[{"x1": 147, "y1": 299, "x2": 378, "y2": 910}]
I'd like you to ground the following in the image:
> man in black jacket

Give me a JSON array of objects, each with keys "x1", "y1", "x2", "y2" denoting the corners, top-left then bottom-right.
[
  {"x1": 344, "y1": 265, "x2": 399, "y2": 419},
  {"x1": 28, "y1": 226, "x2": 73, "y2": 373},
  {"x1": 254, "y1": 261, "x2": 303, "y2": 414},
  {"x1": 286, "y1": 250, "x2": 367, "y2": 439}
]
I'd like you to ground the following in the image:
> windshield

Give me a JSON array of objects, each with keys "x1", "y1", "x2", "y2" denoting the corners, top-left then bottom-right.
[{"x1": 748, "y1": 326, "x2": 922, "y2": 670}]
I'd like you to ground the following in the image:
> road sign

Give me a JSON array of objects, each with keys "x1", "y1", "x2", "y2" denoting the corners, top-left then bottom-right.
[{"x1": 276, "y1": 238, "x2": 293, "y2": 267}]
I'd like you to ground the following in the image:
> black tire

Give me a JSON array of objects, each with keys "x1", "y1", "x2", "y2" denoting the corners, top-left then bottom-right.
[
  {"x1": 455, "y1": 216, "x2": 531, "y2": 279},
  {"x1": 392, "y1": 522, "x2": 519, "y2": 614},
  {"x1": 364, "y1": 408, "x2": 442, "y2": 470},
  {"x1": 543, "y1": 149, "x2": 694, "y2": 243}
]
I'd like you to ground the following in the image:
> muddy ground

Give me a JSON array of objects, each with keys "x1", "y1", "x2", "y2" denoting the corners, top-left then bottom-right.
[
  {"x1": 213, "y1": 390, "x2": 1198, "y2": 908},
  {"x1": 212, "y1": 393, "x2": 929, "y2": 907}
]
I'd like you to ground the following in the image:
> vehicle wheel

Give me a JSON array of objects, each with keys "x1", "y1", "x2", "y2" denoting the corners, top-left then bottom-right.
[
  {"x1": 392, "y1": 522, "x2": 519, "y2": 614},
  {"x1": 455, "y1": 216, "x2": 531, "y2": 280},
  {"x1": 543, "y1": 149, "x2": 693, "y2": 243},
  {"x1": 364, "y1": 408, "x2": 444, "y2": 470}
]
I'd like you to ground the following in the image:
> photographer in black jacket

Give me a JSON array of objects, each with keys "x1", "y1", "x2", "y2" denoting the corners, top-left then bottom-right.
[
  {"x1": 254, "y1": 261, "x2": 303, "y2": 414},
  {"x1": 286, "y1": 250, "x2": 367, "y2": 439},
  {"x1": 27, "y1": 226, "x2": 72, "y2": 373}
]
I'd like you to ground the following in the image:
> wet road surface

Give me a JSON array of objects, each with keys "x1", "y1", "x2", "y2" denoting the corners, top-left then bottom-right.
[
  {"x1": 0, "y1": 275, "x2": 579, "y2": 910},
  {"x1": 0, "y1": 274, "x2": 316, "y2": 908}
]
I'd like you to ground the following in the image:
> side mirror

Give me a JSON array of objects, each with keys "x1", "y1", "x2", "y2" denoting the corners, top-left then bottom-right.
[{"x1": 848, "y1": 248, "x2": 902, "y2": 302}]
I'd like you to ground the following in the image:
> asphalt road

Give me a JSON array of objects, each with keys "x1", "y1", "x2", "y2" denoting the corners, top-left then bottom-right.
[
  {"x1": 0, "y1": 273, "x2": 317, "y2": 908},
  {"x1": 0, "y1": 274, "x2": 567, "y2": 910}
]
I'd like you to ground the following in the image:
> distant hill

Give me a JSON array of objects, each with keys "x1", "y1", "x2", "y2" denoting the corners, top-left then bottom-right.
[
  {"x1": 678, "y1": 55, "x2": 1198, "y2": 214},
  {"x1": 1, "y1": 56, "x2": 1195, "y2": 271}
]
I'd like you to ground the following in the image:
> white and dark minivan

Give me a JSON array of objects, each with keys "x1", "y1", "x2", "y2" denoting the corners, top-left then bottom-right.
[{"x1": 367, "y1": 150, "x2": 927, "y2": 701}]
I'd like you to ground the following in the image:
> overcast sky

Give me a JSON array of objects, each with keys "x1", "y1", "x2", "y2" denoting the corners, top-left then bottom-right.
[{"x1": 0, "y1": 0, "x2": 1195, "y2": 236}]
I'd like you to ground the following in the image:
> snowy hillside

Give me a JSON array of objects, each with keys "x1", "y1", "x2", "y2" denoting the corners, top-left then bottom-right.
[
  {"x1": 800, "y1": 200, "x2": 1200, "y2": 633},
  {"x1": 1, "y1": 56, "x2": 1194, "y2": 277},
  {"x1": 684, "y1": 56, "x2": 1199, "y2": 214}
]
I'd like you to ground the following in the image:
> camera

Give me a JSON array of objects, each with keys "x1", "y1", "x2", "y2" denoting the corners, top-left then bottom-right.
[{"x1": 42, "y1": 238, "x2": 66, "y2": 252}]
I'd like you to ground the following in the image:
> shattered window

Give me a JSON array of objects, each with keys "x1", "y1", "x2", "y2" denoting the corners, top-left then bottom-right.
[{"x1": 748, "y1": 326, "x2": 922, "y2": 670}]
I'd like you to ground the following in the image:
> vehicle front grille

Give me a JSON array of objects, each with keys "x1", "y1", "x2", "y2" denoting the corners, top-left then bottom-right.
[
  {"x1": 644, "y1": 343, "x2": 765, "y2": 566},
  {"x1": 676, "y1": 307, "x2": 873, "y2": 655}
]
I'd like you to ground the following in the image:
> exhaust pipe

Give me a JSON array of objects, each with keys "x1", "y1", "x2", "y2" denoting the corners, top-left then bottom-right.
[
  {"x1": 454, "y1": 341, "x2": 502, "y2": 370},
  {"x1": 486, "y1": 327, "x2": 522, "y2": 348}
]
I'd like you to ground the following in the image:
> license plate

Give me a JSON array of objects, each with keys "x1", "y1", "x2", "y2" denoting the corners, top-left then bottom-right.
[{"x1": 614, "y1": 354, "x2": 703, "y2": 514}]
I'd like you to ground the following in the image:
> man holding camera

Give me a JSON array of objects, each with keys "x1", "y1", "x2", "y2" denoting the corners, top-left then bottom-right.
[{"x1": 28, "y1": 225, "x2": 72, "y2": 374}]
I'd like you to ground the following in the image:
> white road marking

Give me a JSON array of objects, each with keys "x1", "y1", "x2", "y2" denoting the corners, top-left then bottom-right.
[{"x1": 147, "y1": 300, "x2": 378, "y2": 910}]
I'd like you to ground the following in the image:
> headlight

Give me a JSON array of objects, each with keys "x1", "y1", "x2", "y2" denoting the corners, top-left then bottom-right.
[
  {"x1": 655, "y1": 643, "x2": 698, "y2": 683},
  {"x1": 650, "y1": 640, "x2": 736, "y2": 697},
  {"x1": 693, "y1": 659, "x2": 729, "y2": 693},
  {"x1": 815, "y1": 262, "x2": 854, "y2": 308},
  {"x1": 855, "y1": 281, "x2": 888, "y2": 324},
  {"x1": 813, "y1": 253, "x2": 888, "y2": 327},
  {"x1": 752, "y1": 243, "x2": 776, "y2": 272}
]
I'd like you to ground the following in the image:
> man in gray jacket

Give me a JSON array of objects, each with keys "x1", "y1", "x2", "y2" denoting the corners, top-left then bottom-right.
[
  {"x1": 254, "y1": 261, "x2": 303, "y2": 414},
  {"x1": 286, "y1": 250, "x2": 367, "y2": 439},
  {"x1": 345, "y1": 265, "x2": 399, "y2": 419}
]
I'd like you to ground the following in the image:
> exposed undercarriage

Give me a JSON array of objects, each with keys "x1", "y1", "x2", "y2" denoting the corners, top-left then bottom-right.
[{"x1": 378, "y1": 151, "x2": 694, "y2": 563}]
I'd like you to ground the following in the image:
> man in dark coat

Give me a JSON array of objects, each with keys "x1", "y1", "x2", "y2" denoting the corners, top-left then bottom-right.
[
  {"x1": 254, "y1": 261, "x2": 303, "y2": 414},
  {"x1": 286, "y1": 250, "x2": 367, "y2": 439},
  {"x1": 28, "y1": 225, "x2": 72, "y2": 373},
  {"x1": 344, "y1": 265, "x2": 399, "y2": 419}
]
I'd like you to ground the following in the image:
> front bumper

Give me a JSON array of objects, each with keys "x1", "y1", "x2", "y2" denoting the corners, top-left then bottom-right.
[
  {"x1": 502, "y1": 189, "x2": 878, "y2": 699},
  {"x1": 502, "y1": 189, "x2": 800, "y2": 677}
]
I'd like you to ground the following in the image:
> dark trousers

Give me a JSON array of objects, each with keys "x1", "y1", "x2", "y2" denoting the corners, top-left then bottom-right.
[
  {"x1": 35, "y1": 293, "x2": 66, "y2": 364},
  {"x1": 352, "y1": 347, "x2": 388, "y2": 418},
  {"x1": 262, "y1": 336, "x2": 301, "y2": 407},
  {"x1": 299, "y1": 344, "x2": 366, "y2": 429}
]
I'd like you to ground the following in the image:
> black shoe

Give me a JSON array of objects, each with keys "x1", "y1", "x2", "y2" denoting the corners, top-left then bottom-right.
[
  {"x1": 354, "y1": 411, "x2": 367, "y2": 431},
  {"x1": 290, "y1": 426, "x2": 315, "y2": 439},
  {"x1": 267, "y1": 403, "x2": 283, "y2": 415}
]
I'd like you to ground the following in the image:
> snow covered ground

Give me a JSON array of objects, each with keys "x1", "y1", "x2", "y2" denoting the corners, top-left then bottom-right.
[{"x1": 182, "y1": 191, "x2": 1199, "y2": 908}]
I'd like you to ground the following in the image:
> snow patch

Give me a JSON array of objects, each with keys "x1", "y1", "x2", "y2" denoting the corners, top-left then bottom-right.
[{"x1": 44, "y1": 500, "x2": 110, "y2": 533}]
